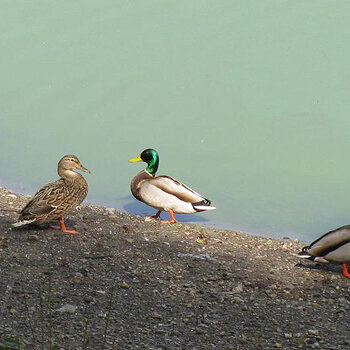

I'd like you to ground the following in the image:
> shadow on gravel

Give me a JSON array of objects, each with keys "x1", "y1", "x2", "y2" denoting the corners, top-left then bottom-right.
[
  {"x1": 1, "y1": 203, "x2": 350, "y2": 350},
  {"x1": 295, "y1": 261, "x2": 342, "y2": 274}
]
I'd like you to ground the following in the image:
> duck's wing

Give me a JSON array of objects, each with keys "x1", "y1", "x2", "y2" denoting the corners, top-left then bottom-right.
[
  {"x1": 148, "y1": 175, "x2": 210, "y2": 204},
  {"x1": 304, "y1": 225, "x2": 350, "y2": 257},
  {"x1": 19, "y1": 179, "x2": 67, "y2": 219}
]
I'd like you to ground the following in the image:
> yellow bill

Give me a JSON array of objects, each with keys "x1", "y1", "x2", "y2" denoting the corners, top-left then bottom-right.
[{"x1": 129, "y1": 155, "x2": 142, "y2": 163}]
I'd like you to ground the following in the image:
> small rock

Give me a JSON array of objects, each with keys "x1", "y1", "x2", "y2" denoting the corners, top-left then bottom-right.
[
  {"x1": 119, "y1": 281, "x2": 130, "y2": 289},
  {"x1": 232, "y1": 282, "x2": 244, "y2": 294},
  {"x1": 150, "y1": 312, "x2": 162, "y2": 319},
  {"x1": 284, "y1": 284, "x2": 295, "y2": 291},
  {"x1": 56, "y1": 304, "x2": 77, "y2": 313},
  {"x1": 28, "y1": 235, "x2": 39, "y2": 242},
  {"x1": 233, "y1": 296, "x2": 244, "y2": 303},
  {"x1": 308, "y1": 329, "x2": 319, "y2": 336}
]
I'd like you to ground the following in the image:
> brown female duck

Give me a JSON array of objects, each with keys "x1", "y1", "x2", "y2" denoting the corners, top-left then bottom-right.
[{"x1": 13, "y1": 155, "x2": 90, "y2": 234}]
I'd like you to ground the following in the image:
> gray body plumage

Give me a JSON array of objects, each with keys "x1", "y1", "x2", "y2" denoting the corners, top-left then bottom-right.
[
  {"x1": 131, "y1": 170, "x2": 215, "y2": 214},
  {"x1": 298, "y1": 225, "x2": 350, "y2": 264}
]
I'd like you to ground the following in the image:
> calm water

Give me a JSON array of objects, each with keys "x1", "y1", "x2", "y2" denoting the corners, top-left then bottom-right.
[{"x1": 1, "y1": 1, "x2": 350, "y2": 241}]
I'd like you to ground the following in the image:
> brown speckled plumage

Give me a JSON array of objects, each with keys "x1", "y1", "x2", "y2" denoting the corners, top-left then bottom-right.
[
  {"x1": 18, "y1": 176, "x2": 88, "y2": 224},
  {"x1": 14, "y1": 155, "x2": 89, "y2": 232}
]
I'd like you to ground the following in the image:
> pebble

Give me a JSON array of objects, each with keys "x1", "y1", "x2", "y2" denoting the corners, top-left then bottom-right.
[
  {"x1": 119, "y1": 281, "x2": 130, "y2": 289},
  {"x1": 56, "y1": 304, "x2": 78, "y2": 313},
  {"x1": 233, "y1": 296, "x2": 244, "y2": 303},
  {"x1": 308, "y1": 329, "x2": 319, "y2": 336},
  {"x1": 150, "y1": 312, "x2": 162, "y2": 319},
  {"x1": 232, "y1": 282, "x2": 244, "y2": 294},
  {"x1": 28, "y1": 234, "x2": 39, "y2": 242}
]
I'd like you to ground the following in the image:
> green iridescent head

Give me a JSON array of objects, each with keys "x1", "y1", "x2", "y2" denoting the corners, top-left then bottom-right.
[{"x1": 129, "y1": 148, "x2": 159, "y2": 175}]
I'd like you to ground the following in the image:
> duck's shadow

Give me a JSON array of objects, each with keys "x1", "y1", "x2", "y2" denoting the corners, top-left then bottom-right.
[
  {"x1": 122, "y1": 200, "x2": 210, "y2": 224},
  {"x1": 11, "y1": 218, "x2": 78, "y2": 233},
  {"x1": 12, "y1": 224, "x2": 48, "y2": 232},
  {"x1": 295, "y1": 262, "x2": 341, "y2": 274}
]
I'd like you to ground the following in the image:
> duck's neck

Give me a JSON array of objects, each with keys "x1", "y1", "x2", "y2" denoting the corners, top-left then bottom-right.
[
  {"x1": 58, "y1": 168, "x2": 81, "y2": 182},
  {"x1": 146, "y1": 157, "x2": 159, "y2": 176}
]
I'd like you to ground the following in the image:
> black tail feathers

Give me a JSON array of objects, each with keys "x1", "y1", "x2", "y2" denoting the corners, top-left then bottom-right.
[{"x1": 193, "y1": 198, "x2": 211, "y2": 207}]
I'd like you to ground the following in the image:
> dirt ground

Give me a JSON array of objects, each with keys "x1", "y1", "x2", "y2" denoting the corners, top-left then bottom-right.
[{"x1": 1, "y1": 186, "x2": 350, "y2": 350}]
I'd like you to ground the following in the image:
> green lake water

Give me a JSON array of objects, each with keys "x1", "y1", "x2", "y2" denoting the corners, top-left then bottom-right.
[{"x1": 1, "y1": 1, "x2": 350, "y2": 241}]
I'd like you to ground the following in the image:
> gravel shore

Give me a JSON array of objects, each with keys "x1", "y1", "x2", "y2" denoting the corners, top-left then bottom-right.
[{"x1": 0, "y1": 186, "x2": 349, "y2": 350}]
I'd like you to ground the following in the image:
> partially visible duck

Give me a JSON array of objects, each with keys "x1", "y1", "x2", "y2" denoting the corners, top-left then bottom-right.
[
  {"x1": 298, "y1": 225, "x2": 350, "y2": 277},
  {"x1": 129, "y1": 148, "x2": 216, "y2": 223},
  {"x1": 13, "y1": 155, "x2": 90, "y2": 234}
]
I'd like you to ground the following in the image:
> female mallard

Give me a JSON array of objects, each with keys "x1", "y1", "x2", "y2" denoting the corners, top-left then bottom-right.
[
  {"x1": 13, "y1": 155, "x2": 90, "y2": 235},
  {"x1": 298, "y1": 225, "x2": 350, "y2": 277},
  {"x1": 129, "y1": 148, "x2": 216, "y2": 223}
]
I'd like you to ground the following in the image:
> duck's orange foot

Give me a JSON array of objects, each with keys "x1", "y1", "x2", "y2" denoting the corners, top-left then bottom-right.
[
  {"x1": 160, "y1": 210, "x2": 177, "y2": 224},
  {"x1": 342, "y1": 264, "x2": 350, "y2": 278},
  {"x1": 59, "y1": 218, "x2": 78, "y2": 235},
  {"x1": 61, "y1": 228, "x2": 78, "y2": 235},
  {"x1": 160, "y1": 219, "x2": 177, "y2": 224}
]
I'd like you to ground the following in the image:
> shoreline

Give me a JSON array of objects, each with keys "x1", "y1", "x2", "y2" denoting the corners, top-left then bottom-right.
[
  {"x1": 0, "y1": 186, "x2": 349, "y2": 349},
  {"x1": 0, "y1": 180, "x2": 301, "y2": 242}
]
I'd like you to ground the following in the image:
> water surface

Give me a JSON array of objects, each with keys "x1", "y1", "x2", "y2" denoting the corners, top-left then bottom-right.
[{"x1": 1, "y1": 1, "x2": 350, "y2": 240}]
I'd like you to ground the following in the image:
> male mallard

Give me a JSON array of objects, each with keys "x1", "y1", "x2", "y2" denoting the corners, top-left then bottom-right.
[
  {"x1": 13, "y1": 155, "x2": 90, "y2": 234},
  {"x1": 129, "y1": 148, "x2": 216, "y2": 223},
  {"x1": 298, "y1": 225, "x2": 350, "y2": 277}
]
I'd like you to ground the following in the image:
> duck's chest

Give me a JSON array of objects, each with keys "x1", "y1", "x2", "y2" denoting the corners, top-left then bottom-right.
[
  {"x1": 62, "y1": 178, "x2": 88, "y2": 205},
  {"x1": 131, "y1": 170, "x2": 152, "y2": 201}
]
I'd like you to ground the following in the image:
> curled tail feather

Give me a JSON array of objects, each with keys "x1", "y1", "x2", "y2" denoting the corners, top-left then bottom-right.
[{"x1": 192, "y1": 198, "x2": 216, "y2": 212}]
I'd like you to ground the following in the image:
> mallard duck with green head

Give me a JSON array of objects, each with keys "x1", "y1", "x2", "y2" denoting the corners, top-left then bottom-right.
[
  {"x1": 129, "y1": 148, "x2": 216, "y2": 223},
  {"x1": 13, "y1": 155, "x2": 90, "y2": 234}
]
